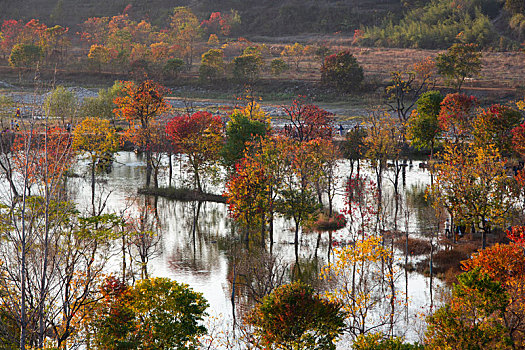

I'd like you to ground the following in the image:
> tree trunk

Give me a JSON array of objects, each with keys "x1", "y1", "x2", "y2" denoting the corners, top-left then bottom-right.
[
  {"x1": 91, "y1": 160, "x2": 96, "y2": 216},
  {"x1": 145, "y1": 150, "x2": 152, "y2": 187}
]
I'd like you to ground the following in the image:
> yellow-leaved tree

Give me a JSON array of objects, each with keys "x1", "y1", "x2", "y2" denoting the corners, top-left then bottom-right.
[
  {"x1": 73, "y1": 117, "x2": 119, "y2": 215},
  {"x1": 321, "y1": 235, "x2": 402, "y2": 339},
  {"x1": 429, "y1": 143, "x2": 514, "y2": 248}
]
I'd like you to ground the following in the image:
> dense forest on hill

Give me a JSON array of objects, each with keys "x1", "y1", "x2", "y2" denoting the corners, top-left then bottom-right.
[{"x1": 0, "y1": 0, "x2": 402, "y2": 35}]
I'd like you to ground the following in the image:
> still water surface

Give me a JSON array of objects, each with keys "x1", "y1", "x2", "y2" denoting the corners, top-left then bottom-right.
[{"x1": 68, "y1": 151, "x2": 442, "y2": 345}]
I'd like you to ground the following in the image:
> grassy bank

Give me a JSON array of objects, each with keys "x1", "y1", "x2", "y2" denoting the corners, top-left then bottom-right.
[{"x1": 138, "y1": 187, "x2": 227, "y2": 203}]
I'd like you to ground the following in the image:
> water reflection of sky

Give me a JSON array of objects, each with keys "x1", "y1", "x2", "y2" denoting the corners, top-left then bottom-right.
[{"x1": 67, "y1": 152, "x2": 442, "y2": 345}]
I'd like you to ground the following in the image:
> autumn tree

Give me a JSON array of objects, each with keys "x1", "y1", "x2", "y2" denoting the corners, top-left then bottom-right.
[
  {"x1": 79, "y1": 17, "x2": 110, "y2": 47},
  {"x1": 225, "y1": 135, "x2": 290, "y2": 246},
  {"x1": 92, "y1": 277, "x2": 208, "y2": 350},
  {"x1": 461, "y1": 242, "x2": 525, "y2": 347},
  {"x1": 473, "y1": 104, "x2": 522, "y2": 156},
  {"x1": 90, "y1": 277, "x2": 137, "y2": 349},
  {"x1": 225, "y1": 156, "x2": 270, "y2": 244},
  {"x1": 321, "y1": 235, "x2": 399, "y2": 339},
  {"x1": 438, "y1": 93, "x2": 477, "y2": 142},
  {"x1": 200, "y1": 11, "x2": 240, "y2": 37},
  {"x1": 166, "y1": 111, "x2": 223, "y2": 193},
  {"x1": 88, "y1": 44, "x2": 112, "y2": 72},
  {"x1": 321, "y1": 51, "x2": 363, "y2": 92},
  {"x1": 364, "y1": 111, "x2": 402, "y2": 210},
  {"x1": 247, "y1": 282, "x2": 345, "y2": 350},
  {"x1": 385, "y1": 57, "x2": 435, "y2": 124},
  {"x1": 277, "y1": 140, "x2": 324, "y2": 263},
  {"x1": 113, "y1": 80, "x2": 171, "y2": 187},
  {"x1": 0, "y1": 19, "x2": 22, "y2": 59},
  {"x1": 512, "y1": 122, "x2": 525, "y2": 159},
  {"x1": 425, "y1": 268, "x2": 512, "y2": 349},
  {"x1": 73, "y1": 117, "x2": 119, "y2": 215},
  {"x1": 280, "y1": 42, "x2": 306, "y2": 71},
  {"x1": 282, "y1": 99, "x2": 333, "y2": 142},
  {"x1": 168, "y1": 7, "x2": 202, "y2": 66},
  {"x1": 430, "y1": 143, "x2": 514, "y2": 248},
  {"x1": 436, "y1": 43, "x2": 482, "y2": 92}
]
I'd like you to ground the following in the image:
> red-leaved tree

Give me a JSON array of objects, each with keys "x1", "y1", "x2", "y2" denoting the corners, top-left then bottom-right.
[{"x1": 166, "y1": 111, "x2": 223, "y2": 192}]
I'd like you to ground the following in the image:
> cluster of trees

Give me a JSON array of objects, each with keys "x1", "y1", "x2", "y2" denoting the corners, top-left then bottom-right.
[
  {"x1": 0, "y1": 78, "x2": 206, "y2": 348},
  {"x1": 0, "y1": 49, "x2": 524, "y2": 347}
]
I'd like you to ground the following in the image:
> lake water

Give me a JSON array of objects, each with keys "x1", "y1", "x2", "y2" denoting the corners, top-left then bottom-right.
[{"x1": 65, "y1": 151, "x2": 441, "y2": 346}]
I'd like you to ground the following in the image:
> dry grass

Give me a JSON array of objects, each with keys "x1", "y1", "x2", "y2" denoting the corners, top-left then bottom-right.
[{"x1": 394, "y1": 236, "x2": 432, "y2": 256}]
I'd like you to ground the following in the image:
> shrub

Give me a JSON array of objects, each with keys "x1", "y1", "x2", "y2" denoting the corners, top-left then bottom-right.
[
  {"x1": 321, "y1": 51, "x2": 364, "y2": 92},
  {"x1": 199, "y1": 49, "x2": 225, "y2": 81},
  {"x1": 163, "y1": 58, "x2": 184, "y2": 78},
  {"x1": 270, "y1": 58, "x2": 288, "y2": 76},
  {"x1": 232, "y1": 53, "x2": 263, "y2": 81}
]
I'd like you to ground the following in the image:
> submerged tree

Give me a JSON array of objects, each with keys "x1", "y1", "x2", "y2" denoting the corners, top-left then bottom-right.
[
  {"x1": 72, "y1": 117, "x2": 119, "y2": 215},
  {"x1": 166, "y1": 111, "x2": 223, "y2": 193},
  {"x1": 113, "y1": 80, "x2": 171, "y2": 187}
]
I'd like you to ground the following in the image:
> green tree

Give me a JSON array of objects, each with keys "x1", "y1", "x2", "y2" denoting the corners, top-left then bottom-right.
[
  {"x1": 131, "y1": 278, "x2": 208, "y2": 350},
  {"x1": 321, "y1": 51, "x2": 363, "y2": 92},
  {"x1": 43, "y1": 85, "x2": 78, "y2": 126},
  {"x1": 270, "y1": 58, "x2": 288, "y2": 76},
  {"x1": 232, "y1": 53, "x2": 263, "y2": 82},
  {"x1": 93, "y1": 277, "x2": 208, "y2": 350},
  {"x1": 353, "y1": 333, "x2": 424, "y2": 350},
  {"x1": 0, "y1": 96, "x2": 15, "y2": 128},
  {"x1": 79, "y1": 81, "x2": 123, "y2": 126},
  {"x1": 8, "y1": 43, "x2": 43, "y2": 81},
  {"x1": 163, "y1": 58, "x2": 184, "y2": 79},
  {"x1": 221, "y1": 112, "x2": 269, "y2": 168},
  {"x1": 407, "y1": 90, "x2": 443, "y2": 157},
  {"x1": 199, "y1": 48, "x2": 224, "y2": 81},
  {"x1": 247, "y1": 282, "x2": 345, "y2": 350},
  {"x1": 436, "y1": 43, "x2": 482, "y2": 92}
]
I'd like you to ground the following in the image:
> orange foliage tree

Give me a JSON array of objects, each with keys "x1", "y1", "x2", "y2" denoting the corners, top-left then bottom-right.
[
  {"x1": 461, "y1": 243, "x2": 525, "y2": 347},
  {"x1": 114, "y1": 80, "x2": 171, "y2": 187},
  {"x1": 438, "y1": 93, "x2": 477, "y2": 142},
  {"x1": 12, "y1": 127, "x2": 74, "y2": 191}
]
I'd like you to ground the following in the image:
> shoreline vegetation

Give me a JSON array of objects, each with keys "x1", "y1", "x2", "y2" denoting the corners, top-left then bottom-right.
[{"x1": 138, "y1": 186, "x2": 227, "y2": 203}]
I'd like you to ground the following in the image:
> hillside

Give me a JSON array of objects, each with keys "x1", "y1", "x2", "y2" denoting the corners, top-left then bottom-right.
[{"x1": 0, "y1": 0, "x2": 403, "y2": 36}]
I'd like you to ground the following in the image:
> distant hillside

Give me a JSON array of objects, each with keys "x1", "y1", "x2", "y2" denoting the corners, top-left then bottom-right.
[
  {"x1": 361, "y1": 0, "x2": 524, "y2": 49},
  {"x1": 0, "y1": 0, "x2": 403, "y2": 36}
]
